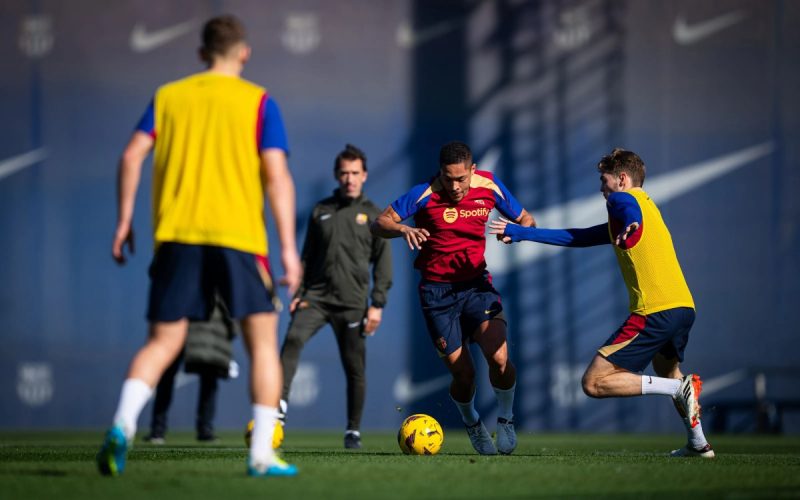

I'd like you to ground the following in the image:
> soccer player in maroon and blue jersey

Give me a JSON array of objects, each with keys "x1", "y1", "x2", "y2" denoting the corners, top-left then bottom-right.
[{"x1": 371, "y1": 141, "x2": 535, "y2": 455}]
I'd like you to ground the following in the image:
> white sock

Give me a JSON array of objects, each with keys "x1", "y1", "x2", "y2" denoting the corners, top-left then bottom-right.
[
  {"x1": 250, "y1": 405, "x2": 279, "y2": 466},
  {"x1": 450, "y1": 393, "x2": 480, "y2": 426},
  {"x1": 112, "y1": 378, "x2": 153, "y2": 440},
  {"x1": 492, "y1": 383, "x2": 515, "y2": 421},
  {"x1": 687, "y1": 420, "x2": 709, "y2": 449},
  {"x1": 641, "y1": 375, "x2": 681, "y2": 396}
]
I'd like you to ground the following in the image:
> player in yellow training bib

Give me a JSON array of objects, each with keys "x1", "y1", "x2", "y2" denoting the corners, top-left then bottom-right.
[
  {"x1": 490, "y1": 148, "x2": 714, "y2": 459},
  {"x1": 97, "y1": 15, "x2": 300, "y2": 478}
]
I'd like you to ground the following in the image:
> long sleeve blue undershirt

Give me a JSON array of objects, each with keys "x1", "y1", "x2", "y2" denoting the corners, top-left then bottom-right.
[{"x1": 503, "y1": 191, "x2": 642, "y2": 247}]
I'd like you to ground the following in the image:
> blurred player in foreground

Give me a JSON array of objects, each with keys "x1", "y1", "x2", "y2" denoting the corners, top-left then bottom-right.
[
  {"x1": 490, "y1": 148, "x2": 713, "y2": 458},
  {"x1": 371, "y1": 141, "x2": 535, "y2": 455},
  {"x1": 98, "y1": 15, "x2": 300, "y2": 476}
]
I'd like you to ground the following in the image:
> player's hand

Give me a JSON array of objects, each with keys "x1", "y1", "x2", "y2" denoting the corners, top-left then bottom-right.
[
  {"x1": 401, "y1": 226, "x2": 430, "y2": 251},
  {"x1": 615, "y1": 222, "x2": 639, "y2": 247},
  {"x1": 112, "y1": 222, "x2": 135, "y2": 265},
  {"x1": 488, "y1": 217, "x2": 514, "y2": 244},
  {"x1": 288, "y1": 297, "x2": 302, "y2": 313},
  {"x1": 280, "y1": 249, "x2": 302, "y2": 296},
  {"x1": 363, "y1": 306, "x2": 383, "y2": 336}
]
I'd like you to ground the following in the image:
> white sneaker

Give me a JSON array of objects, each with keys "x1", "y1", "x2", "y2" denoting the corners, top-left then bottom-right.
[
  {"x1": 495, "y1": 417, "x2": 517, "y2": 455},
  {"x1": 670, "y1": 443, "x2": 715, "y2": 458},
  {"x1": 673, "y1": 374, "x2": 702, "y2": 429},
  {"x1": 465, "y1": 420, "x2": 497, "y2": 455}
]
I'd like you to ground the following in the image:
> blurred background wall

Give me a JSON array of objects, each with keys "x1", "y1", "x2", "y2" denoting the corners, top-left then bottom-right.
[{"x1": 1, "y1": 0, "x2": 798, "y2": 434}]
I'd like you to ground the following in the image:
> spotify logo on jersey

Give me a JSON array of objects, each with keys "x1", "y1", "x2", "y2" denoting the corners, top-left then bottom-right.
[{"x1": 442, "y1": 207, "x2": 458, "y2": 223}]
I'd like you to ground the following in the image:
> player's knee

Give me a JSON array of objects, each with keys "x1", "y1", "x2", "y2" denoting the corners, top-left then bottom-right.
[
  {"x1": 581, "y1": 374, "x2": 602, "y2": 398},
  {"x1": 452, "y1": 368, "x2": 475, "y2": 388}
]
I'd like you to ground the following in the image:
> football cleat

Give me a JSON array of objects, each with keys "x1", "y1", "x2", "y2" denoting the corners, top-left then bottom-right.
[
  {"x1": 495, "y1": 417, "x2": 517, "y2": 455},
  {"x1": 673, "y1": 374, "x2": 702, "y2": 428},
  {"x1": 96, "y1": 425, "x2": 129, "y2": 476},
  {"x1": 670, "y1": 443, "x2": 715, "y2": 458},
  {"x1": 465, "y1": 420, "x2": 498, "y2": 455},
  {"x1": 344, "y1": 431, "x2": 362, "y2": 449},
  {"x1": 247, "y1": 456, "x2": 298, "y2": 477}
]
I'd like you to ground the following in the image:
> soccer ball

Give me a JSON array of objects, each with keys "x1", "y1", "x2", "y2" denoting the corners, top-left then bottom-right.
[
  {"x1": 397, "y1": 414, "x2": 444, "y2": 455},
  {"x1": 244, "y1": 419, "x2": 284, "y2": 449}
]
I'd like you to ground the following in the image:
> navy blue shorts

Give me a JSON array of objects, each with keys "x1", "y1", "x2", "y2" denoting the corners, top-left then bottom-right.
[
  {"x1": 418, "y1": 273, "x2": 506, "y2": 356},
  {"x1": 598, "y1": 307, "x2": 695, "y2": 373},
  {"x1": 147, "y1": 242, "x2": 277, "y2": 322}
]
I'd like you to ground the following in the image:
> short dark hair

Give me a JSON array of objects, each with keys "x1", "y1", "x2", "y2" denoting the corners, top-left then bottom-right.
[
  {"x1": 334, "y1": 144, "x2": 367, "y2": 172},
  {"x1": 200, "y1": 15, "x2": 246, "y2": 64},
  {"x1": 597, "y1": 148, "x2": 646, "y2": 187},
  {"x1": 439, "y1": 141, "x2": 473, "y2": 168}
]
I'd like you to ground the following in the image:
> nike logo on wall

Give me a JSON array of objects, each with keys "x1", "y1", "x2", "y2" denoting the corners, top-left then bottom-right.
[
  {"x1": 477, "y1": 146, "x2": 501, "y2": 174},
  {"x1": 393, "y1": 372, "x2": 452, "y2": 404},
  {"x1": 130, "y1": 19, "x2": 198, "y2": 53},
  {"x1": 486, "y1": 142, "x2": 775, "y2": 274},
  {"x1": 672, "y1": 11, "x2": 746, "y2": 45},
  {"x1": 0, "y1": 148, "x2": 48, "y2": 182},
  {"x1": 396, "y1": 19, "x2": 460, "y2": 49}
]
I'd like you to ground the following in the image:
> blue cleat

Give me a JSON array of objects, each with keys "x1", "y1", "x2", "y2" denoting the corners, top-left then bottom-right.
[
  {"x1": 96, "y1": 425, "x2": 129, "y2": 476},
  {"x1": 247, "y1": 456, "x2": 298, "y2": 477}
]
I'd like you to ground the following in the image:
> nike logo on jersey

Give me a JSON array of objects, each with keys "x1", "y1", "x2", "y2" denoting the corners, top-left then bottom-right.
[
  {"x1": 0, "y1": 148, "x2": 48, "y2": 182},
  {"x1": 486, "y1": 142, "x2": 774, "y2": 273},
  {"x1": 672, "y1": 11, "x2": 746, "y2": 46},
  {"x1": 130, "y1": 19, "x2": 198, "y2": 53}
]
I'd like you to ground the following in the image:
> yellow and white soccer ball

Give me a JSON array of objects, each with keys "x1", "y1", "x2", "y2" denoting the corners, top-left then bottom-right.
[
  {"x1": 397, "y1": 414, "x2": 444, "y2": 455},
  {"x1": 244, "y1": 419, "x2": 284, "y2": 449}
]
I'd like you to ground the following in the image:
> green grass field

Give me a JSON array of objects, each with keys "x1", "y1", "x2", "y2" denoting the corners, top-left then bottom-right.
[{"x1": 2, "y1": 430, "x2": 799, "y2": 499}]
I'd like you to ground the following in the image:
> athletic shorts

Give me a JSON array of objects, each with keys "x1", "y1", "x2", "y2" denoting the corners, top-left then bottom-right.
[
  {"x1": 598, "y1": 307, "x2": 695, "y2": 373},
  {"x1": 147, "y1": 242, "x2": 277, "y2": 322},
  {"x1": 417, "y1": 272, "x2": 506, "y2": 357}
]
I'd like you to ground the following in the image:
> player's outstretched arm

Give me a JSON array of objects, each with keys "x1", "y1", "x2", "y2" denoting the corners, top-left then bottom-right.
[
  {"x1": 488, "y1": 217, "x2": 610, "y2": 247},
  {"x1": 113, "y1": 131, "x2": 153, "y2": 265},
  {"x1": 261, "y1": 148, "x2": 302, "y2": 296},
  {"x1": 491, "y1": 208, "x2": 536, "y2": 244},
  {"x1": 370, "y1": 206, "x2": 430, "y2": 251}
]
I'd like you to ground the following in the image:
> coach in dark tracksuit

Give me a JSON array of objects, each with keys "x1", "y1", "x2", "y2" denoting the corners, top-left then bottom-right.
[{"x1": 279, "y1": 144, "x2": 392, "y2": 449}]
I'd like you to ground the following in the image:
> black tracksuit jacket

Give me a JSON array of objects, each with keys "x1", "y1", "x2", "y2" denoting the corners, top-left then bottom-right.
[{"x1": 297, "y1": 189, "x2": 392, "y2": 309}]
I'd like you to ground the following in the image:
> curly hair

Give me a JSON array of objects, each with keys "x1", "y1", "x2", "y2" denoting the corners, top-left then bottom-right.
[
  {"x1": 439, "y1": 141, "x2": 473, "y2": 168},
  {"x1": 597, "y1": 148, "x2": 646, "y2": 187}
]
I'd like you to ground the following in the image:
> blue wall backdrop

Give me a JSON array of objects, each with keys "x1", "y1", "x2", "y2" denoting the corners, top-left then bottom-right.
[{"x1": 1, "y1": 0, "x2": 798, "y2": 435}]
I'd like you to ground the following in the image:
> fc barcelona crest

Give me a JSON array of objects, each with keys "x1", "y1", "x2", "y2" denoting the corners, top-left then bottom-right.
[
  {"x1": 19, "y1": 15, "x2": 54, "y2": 59},
  {"x1": 17, "y1": 362, "x2": 53, "y2": 407}
]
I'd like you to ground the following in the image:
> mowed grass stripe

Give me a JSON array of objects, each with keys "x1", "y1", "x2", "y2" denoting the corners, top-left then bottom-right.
[{"x1": 1, "y1": 431, "x2": 799, "y2": 499}]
